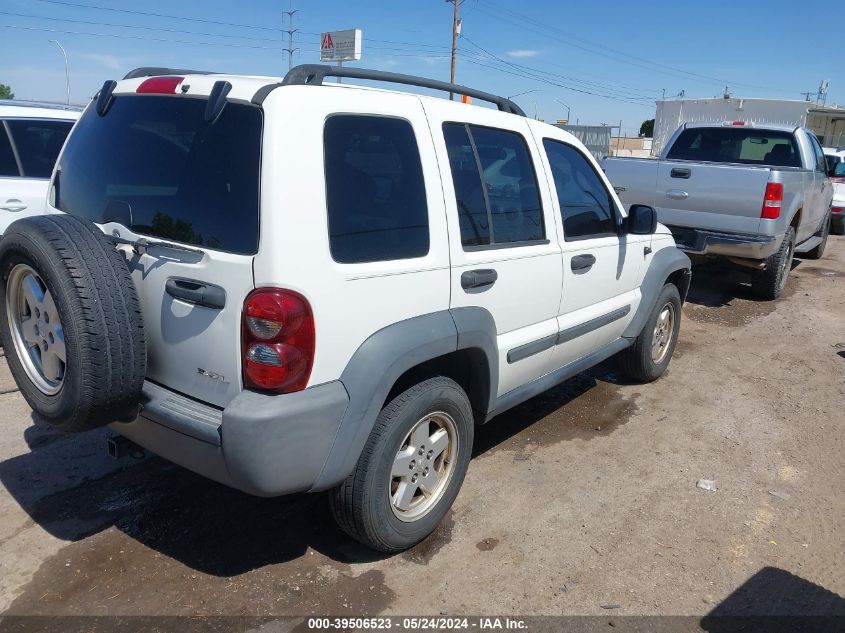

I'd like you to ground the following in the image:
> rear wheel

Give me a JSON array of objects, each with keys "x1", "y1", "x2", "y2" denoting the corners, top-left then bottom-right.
[
  {"x1": 804, "y1": 211, "x2": 830, "y2": 260},
  {"x1": 330, "y1": 377, "x2": 474, "y2": 552},
  {"x1": 0, "y1": 215, "x2": 146, "y2": 432},
  {"x1": 752, "y1": 226, "x2": 794, "y2": 300}
]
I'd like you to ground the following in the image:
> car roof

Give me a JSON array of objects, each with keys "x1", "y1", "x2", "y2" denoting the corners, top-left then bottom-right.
[
  {"x1": 684, "y1": 121, "x2": 798, "y2": 133},
  {"x1": 0, "y1": 100, "x2": 82, "y2": 120}
]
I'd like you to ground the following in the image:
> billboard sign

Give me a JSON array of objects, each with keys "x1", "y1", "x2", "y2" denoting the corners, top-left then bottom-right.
[{"x1": 320, "y1": 29, "x2": 362, "y2": 63}]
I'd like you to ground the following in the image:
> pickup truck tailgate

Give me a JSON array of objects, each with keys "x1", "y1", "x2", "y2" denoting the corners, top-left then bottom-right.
[{"x1": 655, "y1": 161, "x2": 769, "y2": 234}]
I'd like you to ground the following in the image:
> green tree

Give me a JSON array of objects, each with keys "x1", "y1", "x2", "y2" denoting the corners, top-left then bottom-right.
[
  {"x1": 639, "y1": 118, "x2": 654, "y2": 137},
  {"x1": 0, "y1": 83, "x2": 14, "y2": 100}
]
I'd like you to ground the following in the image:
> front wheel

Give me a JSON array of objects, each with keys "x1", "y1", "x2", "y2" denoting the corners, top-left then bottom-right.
[
  {"x1": 329, "y1": 377, "x2": 474, "y2": 552},
  {"x1": 804, "y1": 211, "x2": 831, "y2": 260},
  {"x1": 617, "y1": 283, "x2": 682, "y2": 383}
]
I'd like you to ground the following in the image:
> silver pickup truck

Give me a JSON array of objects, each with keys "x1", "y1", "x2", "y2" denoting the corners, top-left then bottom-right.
[{"x1": 603, "y1": 122, "x2": 835, "y2": 299}]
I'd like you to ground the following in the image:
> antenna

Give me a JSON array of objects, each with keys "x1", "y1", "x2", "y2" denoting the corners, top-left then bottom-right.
[{"x1": 282, "y1": 1, "x2": 299, "y2": 72}]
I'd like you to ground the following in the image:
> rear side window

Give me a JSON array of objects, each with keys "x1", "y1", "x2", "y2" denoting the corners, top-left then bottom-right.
[
  {"x1": 324, "y1": 115, "x2": 429, "y2": 264},
  {"x1": 6, "y1": 119, "x2": 73, "y2": 178},
  {"x1": 56, "y1": 96, "x2": 262, "y2": 255},
  {"x1": 667, "y1": 127, "x2": 801, "y2": 167},
  {"x1": 0, "y1": 125, "x2": 18, "y2": 177},
  {"x1": 443, "y1": 123, "x2": 544, "y2": 248},
  {"x1": 543, "y1": 139, "x2": 617, "y2": 240}
]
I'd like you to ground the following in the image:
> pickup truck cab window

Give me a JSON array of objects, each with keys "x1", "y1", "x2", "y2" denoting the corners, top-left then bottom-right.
[
  {"x1": 807, "y1": 134, "x2": 827, "y2": 173},
  {"x1": 442, "y1": 122, "x2": 544, "y2": 248},
  {"x1": 542, "y1": 138, "x2": 618, "y2": 240},
  {"x1": 667, "y1": 128, "x2": 801, "y2": 167},
  {"x1": 325, "y1": 114, "x2": 429, "y2": 263}
]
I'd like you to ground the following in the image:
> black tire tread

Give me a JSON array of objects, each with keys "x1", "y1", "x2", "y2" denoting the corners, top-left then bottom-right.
[
  {"x1": 618, "y1": 283, "x2": 681, "y2": 383},
  {"x1": 330, "y1": 376, "x2": 471, "y2": 552},
  {"x1": 0, "y1": 215, "x2": 145, "y2": 431},
  {"x1": 752, "y1": 226, "x2": 794, "y2": 300}
]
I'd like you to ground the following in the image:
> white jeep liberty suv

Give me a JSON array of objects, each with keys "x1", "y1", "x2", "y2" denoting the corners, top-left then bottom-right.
[{"x1": 0, "y1": 65, "x2": 691, "y2": 552}]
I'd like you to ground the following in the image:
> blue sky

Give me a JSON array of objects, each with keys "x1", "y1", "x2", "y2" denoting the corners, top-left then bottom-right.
[{"x1": 0, "y1": 0, "x2": 840, "y2": 135}]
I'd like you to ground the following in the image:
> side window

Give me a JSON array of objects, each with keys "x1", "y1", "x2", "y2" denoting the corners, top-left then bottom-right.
[
  {"x1": 5, "y1": 119, "x2": 73, "y2": 178},
  {"x1": 543, "y1": 139, "x2": 618, "y2": 240},
  {"x1": 324, "y1": 115, "x2": 429, "y2": 264},
  {"x1": 0, "y1": 124, "x2": 20, "y2": 177},
  {"x1": 443, "y1": 122, "x2": 544, "y2": 248},
  {"x1": 808, "y1": 134, "x2": 826, "y2": 172}
]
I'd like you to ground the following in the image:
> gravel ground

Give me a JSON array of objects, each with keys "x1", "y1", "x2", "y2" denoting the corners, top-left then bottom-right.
[{"x1": 0, "y1": 238, "x2": 843, "y2": 622}]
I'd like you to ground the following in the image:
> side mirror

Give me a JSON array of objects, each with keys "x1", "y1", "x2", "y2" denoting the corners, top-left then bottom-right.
[{"x1": 627, "y1": 204, "x2": 658, "y2": 235}]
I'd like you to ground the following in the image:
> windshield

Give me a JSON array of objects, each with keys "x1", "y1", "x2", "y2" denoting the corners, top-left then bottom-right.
[
  {"x1": 55, "y1": 95, "x2": 262, "y2": 255},
  {"x1": 667, "y1": 128, "x2": 801, "y2": 167}
]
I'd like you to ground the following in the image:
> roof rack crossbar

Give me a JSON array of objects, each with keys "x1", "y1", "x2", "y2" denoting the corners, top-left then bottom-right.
[
  {"x1": 278, "y1": 64, "x2": 526, "y2": 116},
  {"x1": 123, "y1": 67, "x2": 215, "y2": 80}
]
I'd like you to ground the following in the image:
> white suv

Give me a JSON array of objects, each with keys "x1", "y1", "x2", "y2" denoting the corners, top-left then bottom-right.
[
  {"x1": 0, "y1": 66, "x2": 690, "y2": 552},
  {"x1": 0, "y1": 100, "x2": 80, "y2": 235}
]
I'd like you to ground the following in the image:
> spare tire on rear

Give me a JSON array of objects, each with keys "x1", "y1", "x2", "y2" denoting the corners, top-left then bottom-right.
[{"x1": 0, "y1": 214, "x2": 146, "y2": 432}]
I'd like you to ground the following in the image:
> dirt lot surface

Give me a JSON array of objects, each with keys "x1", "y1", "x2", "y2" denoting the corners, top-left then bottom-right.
[{"x1": 0, "y1": 239, "x2": 843, "y2": 623}]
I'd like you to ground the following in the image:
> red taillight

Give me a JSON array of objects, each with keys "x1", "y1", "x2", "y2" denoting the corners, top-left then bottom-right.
[
  {"x1": 761, "y1": 182, "x2": 783, "y2": 219},
  {"x1": 136, "y1": 76, "x2": 184, "y2": 94},
  {"x1": 832, "y1": 207, "x2": 844, "y2": 215},
  {"x1": 242, "y1": 289, "x2": 314, "y2": 393}
]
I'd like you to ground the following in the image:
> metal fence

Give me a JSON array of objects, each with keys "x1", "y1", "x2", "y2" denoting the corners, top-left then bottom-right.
[{"x1": 552, "y1": 124, "x2": 613, "y2": 160}]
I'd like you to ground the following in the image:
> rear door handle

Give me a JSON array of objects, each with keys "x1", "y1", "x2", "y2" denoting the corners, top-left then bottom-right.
[
  {"x1": 613, "y1": 186, "x2": 626, "y2": 193},
  {"x1": 670, "y1": 168, "x2": 691, "y2": 179},
  {"x1": 1, "y1": 199, "x2": 27, "y2": 212},
  {"x1": 461, "y1": 269, "x2": 497, "y2": 290},
  {"x1": 571, "y1": 254, "x2": 596, "y2": 272},
  {"x1": 165, "y1": 277, "x2": 226, "y2": 309},
  {"x1": 666, "y1": 189, "x2": 689, "y2": 200}
]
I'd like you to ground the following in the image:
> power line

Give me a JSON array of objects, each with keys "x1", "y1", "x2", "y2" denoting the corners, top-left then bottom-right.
[{"x1": 475, "y1": 0, "x2": 795, "y2": 94}]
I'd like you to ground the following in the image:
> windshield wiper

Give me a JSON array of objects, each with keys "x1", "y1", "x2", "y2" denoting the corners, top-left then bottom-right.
[{"x1": 108, "y1": 232, "x2": 206, "y2": 257}]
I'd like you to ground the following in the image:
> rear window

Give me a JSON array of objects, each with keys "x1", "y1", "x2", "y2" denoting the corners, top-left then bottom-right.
[
  {"x1": 667, "y1": 128, "x2": 801, "y2": 167},
  {"x1": 55, "y1": 96, "x2": 262, "y2": 255},
  {"x1": 6, "y1": 119, "x2": 74, "y2": 178},
  {"x1": 324, "y1": 115, "x2": 429, "y2": 264}
]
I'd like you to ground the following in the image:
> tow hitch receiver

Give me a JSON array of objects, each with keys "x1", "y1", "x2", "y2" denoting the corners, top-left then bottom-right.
[{"x1": 107, "y1": 435, "x2": 145, "y2": 460}]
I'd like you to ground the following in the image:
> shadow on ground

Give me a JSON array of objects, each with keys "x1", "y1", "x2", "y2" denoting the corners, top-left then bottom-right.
[
  {"x1": 0, "y1": 362, "x2": 630, "y2": 576},
  {"x1": 701, "y1": 566, "x2": 845, "y2": 632}
]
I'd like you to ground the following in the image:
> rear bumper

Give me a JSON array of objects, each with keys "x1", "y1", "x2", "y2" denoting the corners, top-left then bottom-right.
[
  {"x1": 110, "y1": 380, "x2": 350, "y2": 497},
  {"x1": 667, "y1": 225, "x2": 783, "y2": 260}
]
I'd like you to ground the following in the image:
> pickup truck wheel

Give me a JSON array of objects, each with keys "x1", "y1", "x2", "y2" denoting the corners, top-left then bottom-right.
[
  {"x1": 0, "y1": 215, "x2": 146, "y2": 432},
  {"x1": 617, "y1": 283, "x2": 681, "y2": 383},
  {"x1": 752, "y1": 226, "x2": 794, "y2": 300},
  {"x1": 329, "y1": 377, "x2": 474, "y2": 553},
  {"x1": 804, "y1": 212, "x2": 830, "y2": 260}
]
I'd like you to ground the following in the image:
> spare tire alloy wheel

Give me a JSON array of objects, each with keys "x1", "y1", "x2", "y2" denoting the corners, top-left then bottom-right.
[
  {"x1": 0, "y1": 215, "x2": 146, "y2": 433},
  {"x1": 6, "y1": 264, "x2": 66, "y2": 395}
]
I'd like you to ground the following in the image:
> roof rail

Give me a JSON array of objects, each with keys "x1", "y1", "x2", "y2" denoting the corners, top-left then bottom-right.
[
  {"x1": 123, "y1": 67, "x2": 215, "y2": 80},
  {"x1": 261, "y1": 64, "x2": 525, "y2": 116}
]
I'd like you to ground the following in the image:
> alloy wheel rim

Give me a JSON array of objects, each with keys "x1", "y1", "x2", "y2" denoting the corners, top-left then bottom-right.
[
  {"x1": 651, "y1": 302, "x2": 675, "y2": 364},
  {"x1": 389, "y1": 411, "x2": 458, "y2": 522},
  {"x1": 5, "y1": 264, "x2": 66, "y2": 395}
]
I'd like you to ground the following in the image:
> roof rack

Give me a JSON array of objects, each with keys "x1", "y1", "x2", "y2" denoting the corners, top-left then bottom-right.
[
  {"x1": 262, "y1": 64, "x2": 525, "y2": 116},
  {"x1": 123, "y1": 67, "x2": 215, "y2": 80}
]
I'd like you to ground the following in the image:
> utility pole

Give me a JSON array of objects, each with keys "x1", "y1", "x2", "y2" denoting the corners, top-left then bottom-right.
[
  {"x1": 447, "y1": 0, "x2": 462, "y2": 100},
  {"x1": 49, "y1": 39, "x2": 69, "y2": 105},
  {"x1": 282, "y1": 2, "x2": 299, "y2": 72}
]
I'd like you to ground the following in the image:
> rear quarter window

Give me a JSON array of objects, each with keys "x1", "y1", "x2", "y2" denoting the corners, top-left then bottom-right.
[
  {"x1": 324, "y1": 115, "x2": 429, "y2": 264},
  {"x1": 5, "y1": 119, "x2": 73, "y2": 178}
]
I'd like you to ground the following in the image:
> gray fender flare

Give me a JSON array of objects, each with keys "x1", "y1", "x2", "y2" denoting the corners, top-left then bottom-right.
[
  {"x1": 623, "y1": 247, "x2": 691, "y2": 339},
  {"x1": 311, "y1": 308, "x2": 498, "y2": 491}
]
